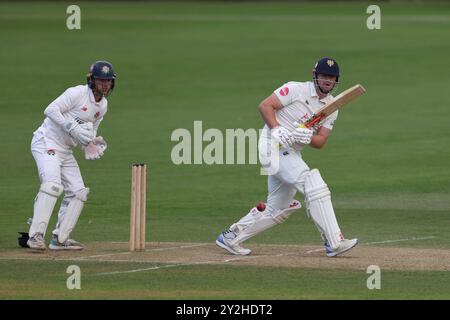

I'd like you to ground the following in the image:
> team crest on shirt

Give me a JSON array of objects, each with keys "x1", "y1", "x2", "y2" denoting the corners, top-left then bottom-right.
[
  {"x1": 280, "y1": 87, "x2": 289, "y2": 96},
  {"x1": 81, "y1": 106, "x2": 88, "y2": 111},
  {"x1": 94, "y1": 112, "x2": 101, "y2": 118},
  {"x1": 47, "y1": 149, "x2": 55, "y2": 156},
  {"x1": 327, "y1": 59, "x2": 335, "y2": 67}
]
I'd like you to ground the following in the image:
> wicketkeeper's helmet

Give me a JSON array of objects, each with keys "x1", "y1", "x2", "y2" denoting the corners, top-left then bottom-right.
[{"x1": 87, "y1": 60, "x2": 116, "y2": 95}]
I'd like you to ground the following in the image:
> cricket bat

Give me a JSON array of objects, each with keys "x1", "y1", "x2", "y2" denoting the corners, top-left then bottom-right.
[{"x1": 301, "y1": 84, "x2": 366, "y2": 128}]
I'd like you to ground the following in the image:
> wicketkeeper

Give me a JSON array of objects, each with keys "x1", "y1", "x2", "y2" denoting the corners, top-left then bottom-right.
[
  {"x1": 216, "y1": 57, "x2": 358, "y2": 257},
  {"x1": 27, "y1": 60, "x2": 115, "y2": 250}
]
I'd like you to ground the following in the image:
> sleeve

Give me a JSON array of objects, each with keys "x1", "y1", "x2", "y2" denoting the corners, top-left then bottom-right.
[
  {"x1": 320, "y1": 110, "x2": 339, "y2": 130},
  {"x1": 44, "y1": 87, "x2": 79, "y2": 127},
  {"x1": 273, "y1": 82, "x2": 300, "y2": 107}
]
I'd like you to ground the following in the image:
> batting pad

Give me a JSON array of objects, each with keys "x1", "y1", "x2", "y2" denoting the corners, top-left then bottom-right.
[
  {"x1": 58, "y1": 188, "x2": 89, "y2": 243},
  {"x1": 230, "y1": 201, "x2": 301, "y2": 245},
  {"x1": 29, "y1": 182, "x2": 64, "y2": 237},
  {"x1": 304, "y1": 169, "x2": 342, "y2": 250}
]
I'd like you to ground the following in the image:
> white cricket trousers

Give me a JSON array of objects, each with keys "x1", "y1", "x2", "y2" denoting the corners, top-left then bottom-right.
[
  {"x1": 259, "y1": 136, "x2": 310, "y2": 212},
  {"x1": 31, "y1": 136, "x2": 85, "y2": 236}
]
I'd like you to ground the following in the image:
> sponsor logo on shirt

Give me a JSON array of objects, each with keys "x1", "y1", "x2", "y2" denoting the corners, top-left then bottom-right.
[
  {"x1": 279, "y1": 87, "x2": 289, "y2": 96},
  {"x1": 82, "y1": 106, "x2": 88, "y2": 111},
  {"x1": 94, "y1": 112, "x2": 101, "y2": 119}
]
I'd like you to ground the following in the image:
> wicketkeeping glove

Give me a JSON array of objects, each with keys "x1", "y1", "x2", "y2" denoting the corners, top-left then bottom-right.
[
  {"x1": 84, "y1": 136, "x2": 107, "y2": 160},
  {"x1": 63, "y1": 120, "x2": 94, "y2": 146}
]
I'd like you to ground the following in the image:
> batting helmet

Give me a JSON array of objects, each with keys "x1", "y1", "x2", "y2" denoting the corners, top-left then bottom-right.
[
  {"x1": 313, "y1": 57, "x2": 340, "y2": 94},
  {"x1": 87, "y1": 60, "x2": 116, "y2": 95},
  {"x1": 313, "y1": 57, "x2": 340, "y2": 81}
]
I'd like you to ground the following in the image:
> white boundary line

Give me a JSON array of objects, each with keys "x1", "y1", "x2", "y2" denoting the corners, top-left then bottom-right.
[
  {"x1": 223, "y1": 251, "x2": 300, "y2": 263},
  {"x1": 304, "y1": 236, "x2": 437, "y2": 254},
  {"x1": 95, "y1": 260, "x2": 216, "y2": 276},
  {"x1": 72, "y1": 251, "x2": 131, "y2": 260},
  {"x1": 362, "y1": 236, "x2": 436, "y2": 245},
  {"x1": 72, "y1": 243, "x2": 209, "y2": 260}
]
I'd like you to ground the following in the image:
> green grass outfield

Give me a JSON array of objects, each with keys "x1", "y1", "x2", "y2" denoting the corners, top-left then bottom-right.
[{"x1": 0, "y1": 1, "x2": 449, "y2": 300}]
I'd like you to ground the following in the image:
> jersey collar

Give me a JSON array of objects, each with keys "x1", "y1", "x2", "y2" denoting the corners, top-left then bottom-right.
[{"x1": 309, "y1": 81, "x2": 318, "y2": 98}]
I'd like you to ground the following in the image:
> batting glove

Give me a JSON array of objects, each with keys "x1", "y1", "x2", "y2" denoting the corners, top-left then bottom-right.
[
  {"x1": 271, "y1": 126, "x2": 295, "y2": 147},
  {"x1": 292, "y1": 127, "x2": 313, "y2": 145}
]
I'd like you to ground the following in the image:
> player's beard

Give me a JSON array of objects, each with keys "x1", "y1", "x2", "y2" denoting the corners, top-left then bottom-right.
[
  {"x1": 315, "y1": 79, "x2": 336, "y2": 95},
  {"x1": 319, "y1": 85, "x2": 332, "y2": 94},
  {"x1": 319, "y1": 80, "x2": 335, "y2": 93},
  {"x1": 95, "y1": 84, "x2": 111, "y2": 97}
]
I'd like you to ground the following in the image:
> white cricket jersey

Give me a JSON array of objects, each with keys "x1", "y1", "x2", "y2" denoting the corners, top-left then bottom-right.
[
  {"x1": 33, "y1": 85, "x2": 107, "y2": 152},
  {"x1": 261, "y1": 81, "x2": 337, "y2": 151}
]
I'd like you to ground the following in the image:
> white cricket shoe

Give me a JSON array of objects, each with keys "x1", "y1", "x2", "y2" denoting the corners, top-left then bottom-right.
[
  {"x1": 27, "y1": 233, "x2": 46, "y2": 250},
  {"x1": 325, "y1": 238, "x2": 359, "y2": 257},
  {"x1": 49, "y1": 236, "x2": 84, "y2": 250},
  {"x1": 216, "y1": 231, "x2": 251, "y2": 256},
  {"x1": 65, "y1": 238, "x2": 84, "y2": 248}
]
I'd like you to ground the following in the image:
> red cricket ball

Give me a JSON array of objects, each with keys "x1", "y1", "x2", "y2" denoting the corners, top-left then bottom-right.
[{"x1": 256, "y1": 202, "x2": 266, "y2": 212}]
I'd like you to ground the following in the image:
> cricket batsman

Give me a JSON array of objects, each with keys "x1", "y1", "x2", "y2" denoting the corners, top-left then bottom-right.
[
  {"x1": 26, "y1": 60, "x2": 115, "y2": 250},
  {"x1": 216, "y1": 57, "x2": 358, "y2": 257}
]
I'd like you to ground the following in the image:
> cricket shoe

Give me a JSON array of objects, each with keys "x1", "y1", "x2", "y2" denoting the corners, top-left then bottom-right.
[
  {"x1": 216, "y1": 230, "x2": 251, "y2": 256},
  {"x1": 325, "y1": 238, "x2": 359, "y2": 257},
  {"x1": 27, "y1": 232, "x2": 46, "y2": 250},
  {"x1": 49, "y1": 236, "x2": 84, "y2": 250}
]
